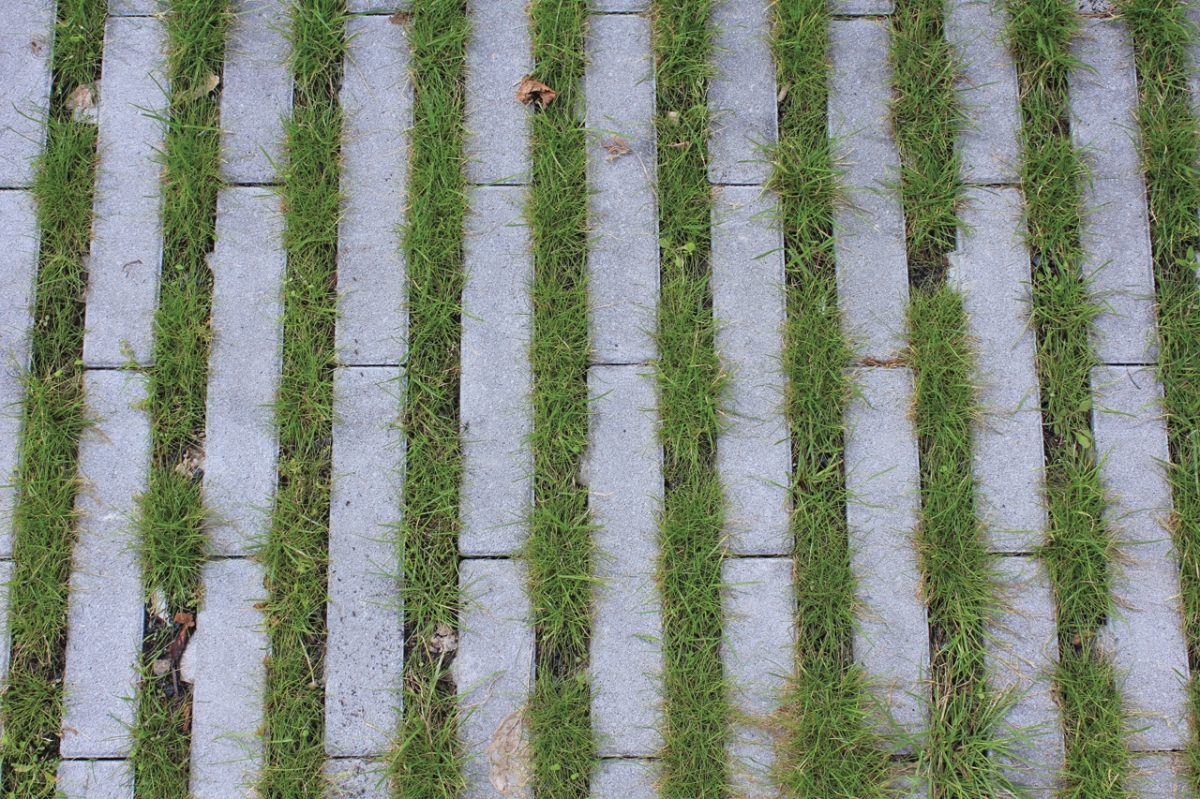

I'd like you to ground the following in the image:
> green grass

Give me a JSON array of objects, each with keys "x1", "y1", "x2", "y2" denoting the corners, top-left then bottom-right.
[
  {"x1": 386, "y1": 1, "x2": 469, "y2": 796},
  {"x1": 522, "y1": 1, "x2": 595, "y2": 796},
  {"x1": 129, "y1": 1, "x2": 229, "y2": 795},
  {"x1": 650, "y1": 2, "x2": 730, "y2": 797},
  {"x1": 0, "y1": 0, "x2": 105, "y2": 793},
  {"x1": 767, "y1": 1, "x2": 894, "y2": 795},
  {"x1": 1006, "y1": 0, "x2": 1131, "y2": 793},
  {"x1": 1119, "y1": 0, "x2": 1200, "y2": 786},
  {"x1": 256, "y1": 0, "x2": 346, "y2": 795}
]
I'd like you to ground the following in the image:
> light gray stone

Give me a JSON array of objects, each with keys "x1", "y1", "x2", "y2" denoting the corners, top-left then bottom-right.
[
  {"x1": 947, "y1": 0, "x2": 1021, "y2": 184},
  {"x1": 586, "y1": 15, "x2": 659, "y2": 365},
  {"x1": 712, "y1": 187, "x2": 790, "y2": 555},
  {"x1": 1092, "y1": 366, "x2": 1190, "y2": 751},
  {"x1": 594, "y1": 1, "x2": 650, "y2": 11},
  {"x1": 338, "y1": 16, "x2": 410, "y2": 367},
  {"x1": 109, "y1": 0, "x2": 160, "y2": 14},
  {"x1": 1076, "y1": 0, "x2": 1115, "y2": 12},
  {"x1": 831, "y1": 0, "x2": 896, "y2": 16},
  {"x1": 460, "y1": 186, "x2": 533, "y2": 556},
  {"x1": 987, "y1": 556, "x2": 1061, "y2": 796},
  {"x1": 708, "y1": 0, "x2": 777, "y2": 185},
  {"x1": 1190, "y1": 4, "x2": 1200, "y2": 126},
  {"x1": 221, "y1": 0, "x2": 290, "y2": 184},
  {"x1": 1131, "y1": 753, "x2": 1189, "y2": 799},
  {"x1": 56, "y1": 760, "x2": 135, "y2": 799},
  {"x1": 0, "y1": 561, "x2": 12, "y2": 743},
  {"x1": 948, "y1": 188, "x2": 1046, "y2": 553},
  {"x1": 844, "y1": 366, "x2": 926, "y2": 737},
  {"x1": 0, "y1": 0, "x2": 53, "y2": 187},
  {"x1": 1070, "y1": 19, "x2": 1141, "y2": 181},
  {"x1": 592, "y1": 758, "x2": 659, "y2": 799},
  {"x1": 466, "y1": 0, "x2": 532, "y2": 184},
  {"x1": 325, "y1": 757, "x2": 391, "y2": 799},
  {"x1": 204, "y1": 187, "x2": 284, "y2": 556},
  {"x1": 588, "y1": 365, "x2": 663, "y2": 757},
  {"x1": 0, "y1": 190, "x2": 38, "y2": 559},
  {"x1": 189, "y1": 558, "x2": 268, "y2": 799},
  {"x1": 326, "y1": 367, "x2": 403, "y2": 757},
  {"x1": 61, "y1": 371, "x2": 149, "y2": 758},
  {"x1": 82, "y1": 17, "x2": 166, "y2": 368},
  {"x1": 456, "y1": 559, "x2": 535, "y2": 799},
  {"x1": 723, "y1": 557, "x2": 794, "y2": 798},
  {"x1": 347, "y1": 0, "x2": 408, "y2": 13},
  {"x1": 829, "y1": 20, "x2": 909, "y2": 360}
]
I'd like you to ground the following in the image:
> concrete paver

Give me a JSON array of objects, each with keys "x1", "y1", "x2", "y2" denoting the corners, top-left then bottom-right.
[
  {"x1": 708, "y1": 0, "x2": 777, "y2": 185},
  {"x1": 592, "y1": 758, "x2": 659, "y2": 799},
  {"x1": 220, "y1": 0, "x2": 290, "y2": 185},
  {"x1": 0, "y1": 561, "x2": 12, "y2": 743},
  {"x1": 56, "y1": 760, "x2": 135, "y2": 799},
  {"x1": 465, "y1": 0, "x2": 531, "y2": 185},
  {"x1": 325, "y1": 758, "x2": 391, "y2": 799},
  {"x1": 832, "y1": 0, "x2": 896, "y2": 14},
  {"x1": 1132, "y1": 753, "x2": 1189, "y2": 799},
  {"x1": 0, "y1": 0, "x2": 53, "y2": 188}
]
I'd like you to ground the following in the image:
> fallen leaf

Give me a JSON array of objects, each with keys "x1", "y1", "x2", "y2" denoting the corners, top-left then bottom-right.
[
  {"x1": 601, "y1": 135, "x2": 632, "y2": 160},
  {"x1": 66, "y1": 84, "x2": 95, "y2": 122},
  {"x1": 389, "y1": 10, "x2": 412, "y2": 24},
  {"x1": 667, "y1": 141, "x2": 690, "y2": 149},
  {"x1": 777, "y1": 82, "x2": 791, "y2": 104},
  {"x1": 515, "y1": 76, "x2": 557, "y2": 108},
  {"x1": 151, "y1": 658, "x2": 172, "y2": 677},
  {"x1": 186, "y1": 73, "x2": 220, "y2": 102},
  {"x1": 430, "y1": 622, "x2": 458, "y2": 655},
  {"x1": 860, "y1": 355, "x2": 904, "y2": 368},
  {"x1": 253, "y1": 601, "x2": 268, "y2": 610},
  {"x1": 174, "y1": 611, "x2": 195, "y2": 628},
  {"x1": 487, "y1": 710, "x2": 531, "y2": 797}
]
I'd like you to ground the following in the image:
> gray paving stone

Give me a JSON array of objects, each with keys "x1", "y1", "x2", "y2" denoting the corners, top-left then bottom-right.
[
  {"x1": 1190, "y1": 4, "x2": 1200, "y2": 126},
  {"x1": 711, "y1": 187, "x2": 790, "y2": 556},
  {"x1": 948, "y1": 188, "x2": 1046, "y2": 553},
  {"x1": 708, "y1": 0, "x2": 777, "y2": 185},
  {"x1": 587, "y1": 365, "x2": 664, "y2": 757},
  {"x1": 1092, "y1": 366, "x2": 1190, "y2": 751},
  {"x1": 0, "y1": 0, "x2": 53, "y2": 187},
  {"x1": 592, "y1": 758, "x2": 659, "y2": 799},
  {"x1": 723, "y1": 557, "x2": 794, "y2": 798},
  {"x1": 456, "y1": 559, "x2": 535, "y2": 799},
  {"x1": 831, "y1": 0, "x2": 896, "y2": 16},
  {"x1": 109, "y1": 0, "x2": 160, "y2": 15},
  {"x1": 0, "y1": 561, "x2": 12, "y2": 744},
  {"x1": 586, "y1": 14, "x2": 659, "y2": 365},
  {"x1": 204, "y1": 187, "x2": 284, "y2": 556},
  {"x1": 220, "y1": 0, "x2": 290, "y2": 184},
  {"x1": 594, "y1": 0, "x2": 650, "y2": 11},
  {"x1": 82, "y1": 17, "x2": 166, "y2": 368},
  {"x1": 946, "y1": 0, "x2": 1021, "y2": 184},
  {"x1": 1131, "y1": 753, "x2": 1189, "y2": 799},
  {"x1": 56, "y1": 760, "x2": 135, "y2": 799},
  {"x1": 326, "y1": 367, "x2": 403, "y2": 757},
  {"x1": 338, "y1": 16, "x2": 410, "y2": 367},
  {"x1": 1070, "y1": 18, "x2": 1141, "y2": 181},
  {"x1": 829, "y1": 20, "x2": 910, "y2": 360},
  {"x1": 325, "y1": 758, "x2": 391, "y2": 799},
  {"x1": 187, "y1": 558, "x2": 268, "y2": 799},
  {"x1": 987, "y1": 556, "x2": 1061, "y2": 796},
  {"x1": 844, "y1": 366, "x2": 927, "y2": 737},
  {"x1": 61, "y1": 371, "x2": 149, "y2": 758},
  {"x1": 460, "y1": 186, "x2": 533, "y2": 556},
  {"x1": 466, "y1": 0, "x2": 531, "y2": 185},
  {"x1": 347, "y1": 0, "x2": 408, "y2": 13},
  {"x1": 0, "y1": 190, "x2": 38, "y2": 559}
]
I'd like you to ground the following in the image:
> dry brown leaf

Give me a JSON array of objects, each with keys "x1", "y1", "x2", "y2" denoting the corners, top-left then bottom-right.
[
  {"x1": 186, "y1": 73, "x2": 220, "y2": 102},
  {"x1": 487, "y1": 710, "x2": 531, "y2": 797},
  {"x1": 174, "y1": 611, "x2": 195, "y2": 628},
  {"x1": 777, "y1": 82, "x2": 791, "y2": 104},
  {"x1": 389, "y1": 10, "x2": 412, "y2": 24},
  {"x1": 667, "y1": 141, "x2": 690, "y2": 149},
  {"x1": 860, "y1": 355, "x2": 904, "y2": 368},
  {"x1": 66, "y1": 84, "x2": 95, "y2": 122},
  {"x1": 601, "y1": 135, "x2": 632, "y2": 160},
  {"x1": 515, "y1": 76, "x2": 557, "y2": 108}
]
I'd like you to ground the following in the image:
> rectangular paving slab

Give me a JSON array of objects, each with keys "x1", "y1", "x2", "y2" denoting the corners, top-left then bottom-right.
[
  {"x1": 831, "y1": 0, "x2": 896, "y2": 14},
  {"x1": 1070, "y1": 18, "x2": 1142, "y2": 182},
  {"x1": 204, "y1": 187, "x2": 284, "y2": 556},
  {"x1": 592, "y1": 758, "x2": 659, "y2": 799},
  {"x1": 456, "y1": 558, "x2": 535, "y2": 799},
  {"x1": 326, "y1": 366, "x2": 403, "y2": 758},
  {"x1": 82, "y1": 17, "x2": 166, "y2": 368},
  {"x1": 0, "y1": 561, "x2": 12, "y2": 743},
  {"x1": 1092, "y1": 365, "x2": 1190, "y2": 751},
  {"x1": 586, "y1": 14, "x2": 658, "y2": 365},
  {"x1": 220, "y1": 0, "x2": 290, "y2": 185},
  {"x1": 588, "y1": 364, "x2": 664, "y2": 757},
  {"x1": 60, "y1": 370, "x2": 149, "y2": 759},
  {"x1": 56, "y1": 760, "x2": 135, "y2": 799},
  {"x1": 460, "y1": 185, "x2": 533, "y2": 556},
  {"x1": 0, "y1": 0, "x2": 52, "y2": 188},
  {"x1": 1132, "y1": 753, "x2": 1189, "y2": 799},
  {"x1": 465, "y1": 0, "x2": 531, "y2": 185},
  {"x1": 337, "y1": 15, "x2": 410, "y2": 367},
  {"x1": 325, "y1": 758, "x2": 391, "y2": 799},
  {"x1": 712, "y1": 187, "x2": 790, "y2": 555},
  {"x1": 708, "y1": 0, "x2": 777, "y2": 186},
  {"x1": 828, "y1": 19, "x2": 910, "y2": 360}
]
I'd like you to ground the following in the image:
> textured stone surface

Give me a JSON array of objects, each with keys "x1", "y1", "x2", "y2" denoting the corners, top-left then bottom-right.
[
  {"x1": 949, "y1": 188, "x2": 1046, "y2": 553},
  {"x1": 82, "y1": 17, "x2": 166, "y2": 368},
  {"x1": 204, "y1": 188, "x2": 284, "y2": 555},
  {"x1": 457, "y1": 559, "x2": 535, "y2": 799},
  {"x1": 61, "y1": 371, "x2": 149, "y2": 758},
  {"x1": 594, "y1": 0, "x2": 649, "y2": 10},
  {"x1": 0, "y1": 561, "x2": 12, "y2": 743},
  {"x1": 110, "y1": 0, "x2": 160, "y2": 14},
  {"x1": 466, "y1": 0, "x2": 531, "y2": 184},
  {"x1": 220, "y1": 0, "x2": 290, "y2": 184},
  {"x1": 712, "y1": 187, "x2": 790, "y2": 555},
  {"x1": 829, "y1": 20, "x2": 909, "y2": 359},
  {"x1": 1132, "y1": 753, "x2": 1189, "y2": 799},
  {"x1": 0, "y1": 0, "x2": 53, "y2": 187},
  {"x1": 592, "y1": 759, "x2": 659, "y2": 799},
  {"x1": 1093, "y1": 366, "x2": 1190, "y2": 751},
  {"x1": 460, "y1": 186, "x2": 533, "y2": 556},
  {"x1": 188, "y1": 558, "x2": 268, "y2": 799},
  {"x1": 947, "y1": 0, "x2": 1020, "y2": 184},
  {"x1": 347, "y1": 0, "x2": 408, "y2": 12},
  {"x1": 831, "y1": 0, "x2": 896, "y2": 16},
  {"x1": 845, "y1": 366, "x2": 926, "y2": 736},
  {"x1": 588, "y1": 365, "x2": 663, "y2": 757},
  {"x1": 56, "y1": 760, "x2": 135, "y2": 799},
  {"x1": 586, "y1": 15, "x2": 658, "y2": 365},
  {"x1": 326, "y1": 367, "x2": 403, "y2": 757},
  {"x1": 338, "y1": 16, "x2": 409, "y2": 367},
  {"x1": 1071, "y1": 19, "x2": 1140, "y2": 181},
  {"x1": 325, "y1": 758, "x2": 391, "y2": 799},
  {"x1": 708, "y1": 0, "x2": 777, "y2": 185},
  {"x1": 987, "y1": 556, "x2": 1061, "y2": 796},
  {"x1": 723, "y1": 557, "x2": 794, "y2": 798}
]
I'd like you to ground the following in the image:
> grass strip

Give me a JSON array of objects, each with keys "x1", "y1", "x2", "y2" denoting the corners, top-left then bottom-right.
[
  {"x1": 523, "y1": 1, "x2": 595, "y2": 796},
  {"x1": 650, "y1": 2, "x2": 730, "y2": 796},
  {"x1": 1006, "y1": 0, "x2": 1131, "y2": 792},
  {"x1": 767, "y1": 1, "x2": 894, "y2": 794},
  {"x1": 1119, "y1": 0, "x2": 1200, "y2": 785},
  {"x1": 256, "y1": 0, "x2": 346, "y2": 795},
  {"x1": 387, "y1": 1, "x2": 469, "y2": 796},
  {"x1": 129, "y1": 2, "x2": 228, "y2": 795},
  {"x1": 0, "y1": 0, "x2": 105, "y2": 793}
]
